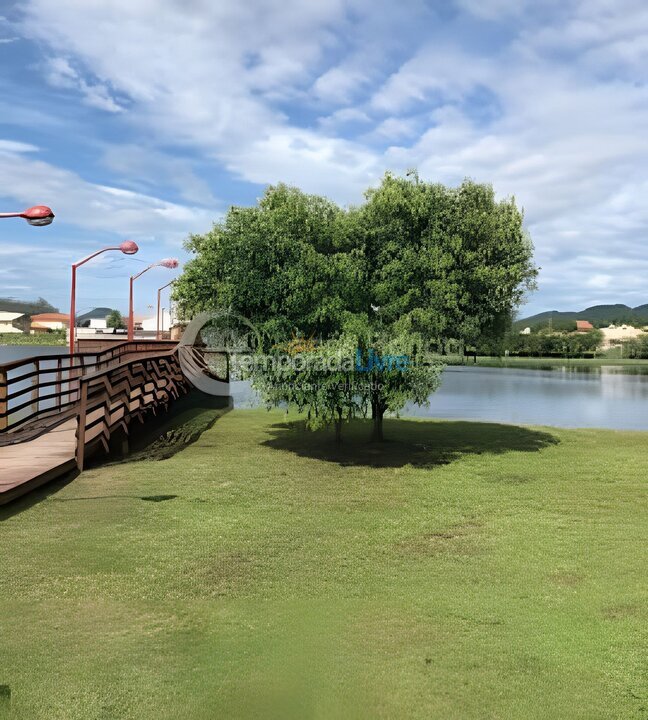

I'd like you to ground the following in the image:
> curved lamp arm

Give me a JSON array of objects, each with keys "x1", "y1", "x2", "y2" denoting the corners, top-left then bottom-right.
[
  {"x1": 69, "y1": 240, "x2": 139, "y2": 354},
  {"x1": 128, "y1": 258, "x2": 179, "y2": 340}
]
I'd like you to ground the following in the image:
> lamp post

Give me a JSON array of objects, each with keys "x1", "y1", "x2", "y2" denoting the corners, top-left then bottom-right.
[
  {"x1": 156, "y1": 279, "x2": 176, "y2": 340},
  {"x1": 69, "y1": 240, "x2": 139, "y2": 354},
  {"x1": 0, "y1": 205, "x2": 55, "y2": 226},
  {"x1": 128, "y1": 259, "x2": 179, "y2": 341}
]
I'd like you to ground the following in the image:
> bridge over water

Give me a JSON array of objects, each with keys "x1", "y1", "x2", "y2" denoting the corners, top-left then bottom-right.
[{"x1": 0, "y1": 339, "x2": 223, "y2": 505}]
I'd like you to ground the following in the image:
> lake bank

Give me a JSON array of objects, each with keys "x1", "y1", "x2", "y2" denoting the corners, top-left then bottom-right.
[{"x1": 446, "y1": 354, "x2": 648, "y2": 371}]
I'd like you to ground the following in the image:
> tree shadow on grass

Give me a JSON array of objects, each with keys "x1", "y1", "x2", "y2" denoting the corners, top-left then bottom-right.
[{"x1": 262, "y1": 417, "x2": 559, "y2": 469}]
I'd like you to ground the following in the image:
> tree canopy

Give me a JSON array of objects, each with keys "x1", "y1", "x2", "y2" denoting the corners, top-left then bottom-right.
[
  {"x1": 106, "y1": 310, "x2": 126, "y2": 330},
  {"x1": 175, "y1": 184, "x2": 362, "y2": 344},
  {"x1": 174, "y1": 173, "x2": 537, "y2": 439}
]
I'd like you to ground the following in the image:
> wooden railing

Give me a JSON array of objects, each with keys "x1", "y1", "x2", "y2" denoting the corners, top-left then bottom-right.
[
  {"x1": 76, "y1": 348, "x2": 189, "y2": 470},
  {"x1": 0, "y1": 341, "x2": 178, "y2": 436}
]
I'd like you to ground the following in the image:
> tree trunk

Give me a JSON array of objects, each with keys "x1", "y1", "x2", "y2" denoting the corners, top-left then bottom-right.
[
  {"x1": 334, "y1": 417, "x2": 343, "y2": 444},
  {"x1": 370, "y1": 399, "x2": 385, "y2": 442}
]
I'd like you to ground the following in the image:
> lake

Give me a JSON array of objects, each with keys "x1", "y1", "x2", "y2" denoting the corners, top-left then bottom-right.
[
  {"x1": 232, "y1": 365, "x2": 648, "y2": 431},
  {"x1": 4, "y1": 346, "x2": 648, "y2": 431},
  {"x1": 0, "y1": 345, "x2": 67, "y2": 365},
  {"x1": 404, "y1": 366, "x2": 648, "y2": 430}
]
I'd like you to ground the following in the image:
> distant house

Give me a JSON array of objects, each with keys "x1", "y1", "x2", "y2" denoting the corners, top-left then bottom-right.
[
  {"x1": 575, "y1": 320, "x2": 594, "y2": 332},
  {"x1": 519, "y1": 326, "x2": 531, "y2": 335},
  {"x1": 600, "y1": 324, "x2": 644, "y2": 348},
  {"x1": 30, "y1": 312, "x2": 69, "y2": 333},
  {"x1": 0, "y1": 311, "x2": 30, "y2": 334},
  {"x1": 141, "y1": 309, "x2": 172, "y2": 332}
]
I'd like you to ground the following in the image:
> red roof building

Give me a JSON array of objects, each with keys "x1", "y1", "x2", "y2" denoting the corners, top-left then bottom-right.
[
  {"x1": 576, "y1": 320, "x2": 594, "y2": 332},
  {"x1": 30, "y1": 313, "x2": 69, "y2": 333}
]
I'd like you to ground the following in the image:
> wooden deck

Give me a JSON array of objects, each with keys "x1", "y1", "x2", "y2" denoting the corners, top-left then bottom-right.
[
  {"x1": 0, "y1": 418, "x2": 77, "y2": 505},
  {"x1": 0, "y1": 340, "x2": 191, "y2": 505}
]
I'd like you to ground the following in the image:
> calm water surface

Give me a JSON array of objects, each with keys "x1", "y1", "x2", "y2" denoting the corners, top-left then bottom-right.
[
  {"x1": 407, "y1": 366, "x2": 648, "y2": 430},
  {"x1": 233, "y1": 366, "x2": 648, "y2": 431},
  {"x1": 0, "y1": 345, "x2": 67, "y2": 364}
]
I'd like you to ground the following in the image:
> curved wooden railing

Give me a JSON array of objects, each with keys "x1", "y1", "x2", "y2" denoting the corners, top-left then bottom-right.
[
  {"x1": 76, "y1": 348, "x2": 189, "y2": 470},
  {"x1": 0, "y1": 341, "x2": 179, "y2": 438},
  {"x1": 0, "y1": 341, "x2": 193, "y2": 502}
]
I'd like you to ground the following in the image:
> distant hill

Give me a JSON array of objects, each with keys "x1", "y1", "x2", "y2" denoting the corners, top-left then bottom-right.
[
  {"x1": 515, "y1": 304, "x2": 648, "y2": 330},
  {"x1": 76, "y1": 307, "x2": 117, "y2": 327},
  {"x1": 0, "y1": 297, "x2": 59, "y2": 315}
]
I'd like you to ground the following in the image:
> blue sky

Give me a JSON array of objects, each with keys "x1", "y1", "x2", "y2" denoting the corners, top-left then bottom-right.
[{"x1": 1, "y1": 0, "x2": 648, "y2": 317}]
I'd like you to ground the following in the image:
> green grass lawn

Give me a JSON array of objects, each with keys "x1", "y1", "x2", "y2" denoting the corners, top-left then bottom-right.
[
  {"x1": 0, "y1": 409, "x2": 646, "y2": 719},
  {"x1": 0, "y1": 332, "x2": 66, "y2": 346}
]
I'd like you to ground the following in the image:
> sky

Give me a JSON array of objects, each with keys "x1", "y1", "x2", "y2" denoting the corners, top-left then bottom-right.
[{"x1": 1, "y1": 0, "x2": 648, "y2": 318}]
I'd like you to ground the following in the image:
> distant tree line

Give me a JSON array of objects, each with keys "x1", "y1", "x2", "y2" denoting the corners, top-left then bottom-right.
[
  {"x1": 478, "y1": 327, "x2": 604, "y2": 358},
  {"x1": 620, "y1": 335, "x2": 648, "y2": 359}
]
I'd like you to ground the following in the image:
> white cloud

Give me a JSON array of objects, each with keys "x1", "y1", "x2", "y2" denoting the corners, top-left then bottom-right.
[
  {"x1": 102, "y1": 144, "x2": 220, "y2": 207},
  {"x1": 456, "y1": 0, "x2": 532, "y2": 21},
  {"x1": 370, "y1": 45, "x2": 492, "y2": 113},
  {"x1": 9, "y1": 0, "x2": 648, "y2": 312},
  {"x1": 43, "y1": 56, "x2": 123, "y2": 113},
  {"x1": 0, "y1": 142, "x2": 214, "y2": 243},
  {"x1": 361, "y1": 116, "x2": 421, "y2": 144},
  {"x1": 0, "y1": 139, "x2": 39, "y2": 153},
  {"x1": 313, "y1": 66, "x2": 369, "y2": 104}
]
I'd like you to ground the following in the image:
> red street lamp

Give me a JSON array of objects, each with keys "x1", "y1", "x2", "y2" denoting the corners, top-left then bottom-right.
[
  {"x1": 0, "y1": 205, "x2": 55, "y2": 226},
  {"x1": 128, "y1": 258, "x2": 179, "y2": 341},
  {"x1": 69, "y1": 240, "x2": 139, "y2": 354},
  {"x1": 156, "y1": 279, "x2": 176, "y2": 340}
]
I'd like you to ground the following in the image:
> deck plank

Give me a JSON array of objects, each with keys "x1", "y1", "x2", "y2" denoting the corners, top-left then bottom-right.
[{"x1": 0, "y1": 419, "x2": 77, "y2": 499}]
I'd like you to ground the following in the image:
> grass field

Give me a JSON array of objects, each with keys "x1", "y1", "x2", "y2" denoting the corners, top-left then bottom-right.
[
  {"x1": 0, "y1": 332, "x2": 66, "y2": 346},
  {"x1": 0, "y1": 409, "x2": 646, "y2": 719}
]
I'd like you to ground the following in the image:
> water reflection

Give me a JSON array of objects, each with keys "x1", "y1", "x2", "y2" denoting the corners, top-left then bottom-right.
[
  {"x1": 231, "y1": 366, "x2": 648, "y2": 430},
  {"x1": 405, "y1": 366, "x2": 648, "y2": 430}
]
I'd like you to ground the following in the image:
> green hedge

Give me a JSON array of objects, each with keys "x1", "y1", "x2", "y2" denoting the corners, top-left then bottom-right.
[{"x1": 0, "y1": 331, "x2": 66, "y2": 346}]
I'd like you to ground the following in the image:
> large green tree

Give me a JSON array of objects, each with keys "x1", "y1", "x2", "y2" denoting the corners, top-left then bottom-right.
[{"x1": 175, "y1": 174, "x2": 537, "y2": 440}]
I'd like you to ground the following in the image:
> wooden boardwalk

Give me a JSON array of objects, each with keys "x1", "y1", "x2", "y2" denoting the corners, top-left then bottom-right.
[
  {"x1": 0, "y1": 419, "x2": 77, "y2": 504},
  {"x1": 0, "y1": 340, "x2": 190, "y2": 505}
]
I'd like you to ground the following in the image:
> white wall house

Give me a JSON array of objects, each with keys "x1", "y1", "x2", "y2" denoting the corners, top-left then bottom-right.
[
  {"x1": 142, "y1": 309, "x2": 172, "y2": 332},
  {"x1": 30, "y1": 313, "x2": 69, "y2": 333},
  {"x1": 600, "y1": 324, "x2": 645, "y2": 348},
  {"x1": 0, "y1": 312, "x2": 28, "y2": 334}
]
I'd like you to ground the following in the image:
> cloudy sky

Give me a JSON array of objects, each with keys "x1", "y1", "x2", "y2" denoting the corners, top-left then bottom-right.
[{"x1": 1, "y1": 0, "x2": 647, "y2": 317}]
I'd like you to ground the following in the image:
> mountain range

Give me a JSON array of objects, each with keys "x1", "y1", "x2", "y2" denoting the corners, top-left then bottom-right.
[
  {"x1": 0, "y1": 297, "x2": 59, "y2": 315},
  {"x1": 515, "y1": 304, "x2": 648, "y2": 330}
]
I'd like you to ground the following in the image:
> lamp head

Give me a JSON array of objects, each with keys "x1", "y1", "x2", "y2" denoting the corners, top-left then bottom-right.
[
  {"x1": 119, "y1": 240, "x2": 139, "y2": 255},
  {"x1": 23, "y1": 205, "x2": 55, "y2": 226},
  {"x1": 159, "y1": 258, "x2": 179, "y2": 269}
]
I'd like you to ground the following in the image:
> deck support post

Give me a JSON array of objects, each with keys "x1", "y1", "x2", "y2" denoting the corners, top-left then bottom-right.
[
  {"x1": 0, "y1": 370, "x2": 7, "y2": 432},
  {"x1": 76, "y1": 381, "x2": 88, "y2": 471},
  {"x1": 30, "y1": 361, "x2": 39, "y2": 419}
]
